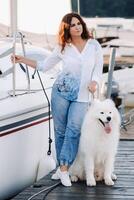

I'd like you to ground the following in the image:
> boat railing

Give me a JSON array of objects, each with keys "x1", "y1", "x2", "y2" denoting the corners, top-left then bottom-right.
[
  {"x1": 0, "y1": 32, "x2": 30, "y2": 97},
  {"x1": 12, "y1": 32, "x2": 30, "y2": 96},
  {"x1": 0, "y1": 47, "x2": 14, "y2": 78},
  {"x1": 19, "y1": 32, "x2": 30, "y2": 92}
]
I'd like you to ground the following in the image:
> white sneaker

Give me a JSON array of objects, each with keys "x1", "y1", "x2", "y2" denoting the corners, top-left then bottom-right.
[
  {"x1": 51, "y1": 168, "x2": 72, "y2": 186},
  {"x1": 51, "y1": 168, "x2": 60, "y2": 180},
  {"x1": 57, "y1": 169, "x2": 72, "y2": 187}
]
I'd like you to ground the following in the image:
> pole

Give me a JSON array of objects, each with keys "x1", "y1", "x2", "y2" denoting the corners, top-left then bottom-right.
[
  {"x1": 12, "y1": 33, "x2": 16, "y2": 96},
  {"x1": 106, "y1": 48, "x2": 116, "y2": 98},
  {"x1": 77, "y1": 0, "x2": 80, "y2": 14},
  {"x1": 10, "y1": 0, "x2": 18, "y2": 36}
]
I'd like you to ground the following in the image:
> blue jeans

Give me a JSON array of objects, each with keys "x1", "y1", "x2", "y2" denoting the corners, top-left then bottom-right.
[{"x1": 51, "y1": 85, "x2": 88, "y2": 166}]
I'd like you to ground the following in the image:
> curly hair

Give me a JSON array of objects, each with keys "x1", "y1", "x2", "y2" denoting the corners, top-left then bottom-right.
[{"x1": 58, "y1": 12, "x2": 90, "y2": 52}]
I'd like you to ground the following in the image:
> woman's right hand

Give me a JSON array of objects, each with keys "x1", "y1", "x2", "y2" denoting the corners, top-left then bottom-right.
[
  {"x1": 11, "y1": 55, "x2": 24, "y2": 64},
  {"x1": 11, "y1": 55, "x2": 36, "y2": 69}
]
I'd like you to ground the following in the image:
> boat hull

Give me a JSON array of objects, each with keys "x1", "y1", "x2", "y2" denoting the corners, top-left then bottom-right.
[{"x1": 0, "y1": 98, "x2": 55, "y2": 200}]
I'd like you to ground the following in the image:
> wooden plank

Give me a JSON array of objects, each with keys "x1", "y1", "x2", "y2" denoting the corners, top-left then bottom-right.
[{"x1": 12, "y1": 140, "x2": 134, "y2": 200}]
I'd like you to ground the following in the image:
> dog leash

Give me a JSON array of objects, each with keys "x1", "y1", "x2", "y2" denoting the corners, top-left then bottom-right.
[
  {"x1": 89, "y1": 81, "x2": 100, "y2": 104},
  {"x1": 88, "y1": 61, "x2": 100, "y2": 103}
]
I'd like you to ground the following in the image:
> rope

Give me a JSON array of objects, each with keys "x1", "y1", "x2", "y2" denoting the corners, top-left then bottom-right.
[
  {"x1": 27, "y1": 181, "x2": 61, "y2": 200},
  {"x1": 36, "y1": 70, "x2": 52, "y2": 155},
  {"x1": 42, "y1": 182, "x2": 61, "y2": 200}
]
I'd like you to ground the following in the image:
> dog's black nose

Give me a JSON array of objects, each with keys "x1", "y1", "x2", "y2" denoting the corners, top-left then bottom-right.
[{"x1": 107, "y1": 116, "x2": 111, "y2": 122}]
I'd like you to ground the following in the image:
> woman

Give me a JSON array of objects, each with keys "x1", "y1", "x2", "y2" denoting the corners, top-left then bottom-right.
[{"x1": 11, "y1": 12, "x2": 103, "y2": 187}]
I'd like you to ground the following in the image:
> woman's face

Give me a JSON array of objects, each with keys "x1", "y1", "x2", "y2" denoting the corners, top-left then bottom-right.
[{"x1": 69, "y1": 17, "x2": 83, "y2": 37}]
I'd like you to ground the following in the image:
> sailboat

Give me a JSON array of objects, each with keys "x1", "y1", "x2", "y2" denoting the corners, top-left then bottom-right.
[
  {"x1": 0, "y1": 0, "x2": 71, "y2": 199},
  {"x1": 0, "y1": 38, "x2": 57, "y2": 199}
]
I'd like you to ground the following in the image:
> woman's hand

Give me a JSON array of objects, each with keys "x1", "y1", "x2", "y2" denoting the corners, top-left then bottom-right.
[
  {"x1": 11, "y1": 55, "x2": 36, "y2": 69},
  {"x1": 11, "y1": 55, "x2": 24, "y2": 64},
  {"x1": 88, "y1": 81, "x2": 97, "y2": 93}
]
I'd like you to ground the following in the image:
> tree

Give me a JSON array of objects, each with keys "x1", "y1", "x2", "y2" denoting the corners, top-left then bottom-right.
[{"x1": 71, "y1": 0, "x2": 134, "y2": 18}]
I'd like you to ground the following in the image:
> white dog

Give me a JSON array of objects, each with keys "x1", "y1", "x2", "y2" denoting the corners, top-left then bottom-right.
[{"x1": 69, "y1": 99, "x2": 121, "y2": 186}]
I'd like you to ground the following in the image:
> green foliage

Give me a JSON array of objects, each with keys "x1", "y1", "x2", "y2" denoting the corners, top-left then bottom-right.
[{"x1": 71, "y1": 0, "x2": 134, "y2": 18}]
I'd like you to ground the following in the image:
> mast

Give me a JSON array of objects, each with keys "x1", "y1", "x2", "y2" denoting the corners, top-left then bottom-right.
[
  {"x1": 77, "y1": 0, "x2": 80, "y2": 14},
  {"x1": 10, "y1": 0, "x2": 18, "y2": 36}
]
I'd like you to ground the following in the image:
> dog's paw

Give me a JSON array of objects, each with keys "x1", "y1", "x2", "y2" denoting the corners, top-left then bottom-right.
[
  {"x1": 111, "y1": 173, "x2": 117, "y2": 180},
  {"x1": 105, "y1": 178, "x2": 114, "y2": 186},
  {"x1": 86, "y1": 178, "x2": 96, "y2": 186},
  {"x1": 70, "y1": 175, "x2": 78, "y2": 182}
]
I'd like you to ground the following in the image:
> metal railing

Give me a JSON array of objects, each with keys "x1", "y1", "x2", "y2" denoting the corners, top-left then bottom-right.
[
  {"x1": 0, "y1": 32, "x2": 30, "y2": 96},
  {"x1": 106, "y1": 47, "x2": 116, "y2": 98}
]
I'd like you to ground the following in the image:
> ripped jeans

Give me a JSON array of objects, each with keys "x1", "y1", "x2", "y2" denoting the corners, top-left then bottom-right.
[{"x1": 51, "y1": 84, "x2": 88, "y2": 166}]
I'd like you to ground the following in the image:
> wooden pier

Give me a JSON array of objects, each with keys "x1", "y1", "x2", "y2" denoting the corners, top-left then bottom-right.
[{"x1": 12, "y1": 120, "x2": 134, "y2": 200}]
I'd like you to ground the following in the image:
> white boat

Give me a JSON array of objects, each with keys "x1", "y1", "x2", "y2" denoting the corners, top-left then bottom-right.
[
  {"x1": 84, "y1": 17, "x2": 134, "y2": 31},
  {"x1": 101, "y1": 66, "x2": 134, "y2": 107},
  {"x1": 0, "y1": 0, "x2": 71, "y2": 198},
  {"x1": 0, "y1": 38, "x2": 59, "y2": 199},
  {"x1": 99, "y1": 33, "x2": 134, "y2": 108}
]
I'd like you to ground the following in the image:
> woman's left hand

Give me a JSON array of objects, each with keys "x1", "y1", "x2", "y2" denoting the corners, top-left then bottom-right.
[{"x1": 88, "y1": 81, "x2": 97, "y2": 93}]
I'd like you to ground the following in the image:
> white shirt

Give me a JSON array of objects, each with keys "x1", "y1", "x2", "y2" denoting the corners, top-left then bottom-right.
[{"x1": 37, "y1": 39, "x2": 103, "y2": 102}]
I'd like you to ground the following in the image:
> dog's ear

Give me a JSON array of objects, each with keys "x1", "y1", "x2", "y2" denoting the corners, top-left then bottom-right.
[{"x1": 105, "y1": 98, "x2": 115, "y2": 107}]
